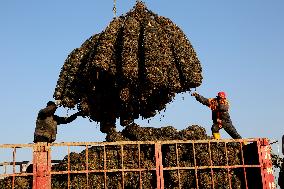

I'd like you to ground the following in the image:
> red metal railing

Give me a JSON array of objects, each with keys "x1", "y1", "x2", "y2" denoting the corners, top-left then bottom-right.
[
  {"x1": 32, "y1": 144, "x2": 51, "y2": 189},
  {"x1": 258, "y1": 139, "x2": 276, "y2": 189},
  {"x1": 0, "y1": 138, "x2": 276, "y2": 189}
]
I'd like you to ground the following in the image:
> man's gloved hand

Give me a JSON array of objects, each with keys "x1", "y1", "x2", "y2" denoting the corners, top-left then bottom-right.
[
  {"x1": 191, "y1": 92, "x2": 198, "y2": 97},
  {"x1": 55, "y1": 100, "x2": 61, "y2": 106}
]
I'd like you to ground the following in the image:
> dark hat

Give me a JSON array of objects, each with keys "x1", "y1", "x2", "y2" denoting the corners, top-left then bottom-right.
[{"x1": 47, "y1": 101, "x2": 56, "y2": 106}]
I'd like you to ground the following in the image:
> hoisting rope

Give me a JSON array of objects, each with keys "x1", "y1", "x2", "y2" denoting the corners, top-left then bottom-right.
[{"x1": 113, "y1": 0, "x2": 117, "y2": 18}]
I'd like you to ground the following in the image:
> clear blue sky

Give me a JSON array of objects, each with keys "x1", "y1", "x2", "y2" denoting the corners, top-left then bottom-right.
[{"x1": 0, "y1": 1, "x2": 283, "y2": 151}]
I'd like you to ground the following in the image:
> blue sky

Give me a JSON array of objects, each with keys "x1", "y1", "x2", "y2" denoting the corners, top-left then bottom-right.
[{"x1": 0, "y1": 0, "x2": 284, "y2": 155}]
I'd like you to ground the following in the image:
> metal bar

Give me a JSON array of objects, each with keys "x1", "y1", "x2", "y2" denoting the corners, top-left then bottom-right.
[
  {"x1": 159, "y1": 144, "x2": 164, "y2": 189},
  {"x1": 12, "y1": 147, "x2": 16, "y2": 189},
  {"x1": 224, "y1": 142, "x2": 232, "y2": 189},
  {"x1": 48, "y1": 145, "x2": 51, "y2": 188},
  {"x1": 32, "y1": 143, "x2": 51, "y2": 189},
  {"x1": 50, "y1": 168, "x2": 155, "y2": 175},
  {"x1": 0, "y1": 160, "x2": 59, "y2": 166},
  {"x1": 32, "y1": 146, "x2": 36, "y2": 188},
  {"x1": 46, "y1": 164, "x2": 262, "y2": 175},
  {"x1": 103, "y1": 145, "x2": 107, "y2": 189},
  {"x1": 67, "y1": 145, "x2": 70, "y2": 189},
  {"x1": 0, "y1": 172, "x2": 34, "y2": 177},
  {"x1": 121, "y1": 145, "x2": 124, "y2": 189},
  {"x1": 163, "y1": 164, "x2": 261, "y2": 169},
  {"x1": 257, "y1": 139, "x2": 276, "y2": 189},
  {"x1": 50, "y1": 139, "x2": 259, "y2": 147},
  {"x1": 45, "y1": 144, "x2": 52, "y2": 189},
  {"x1": 0, "y1": 144, "x2": 35, "y2": 148},
  {"x1": 0, "y1": 138, "x2": 259, "y2": 148},
  {"x1": 176, "y1": 143, "x2": 181, "y2": 189},
  {"x1": 155, "y1": 144, "x2": 161, "y2": 189},
  {"x1": 0, "y1": 138, "x2": 260, "y2": 149},
  {"x1": 47, "y1": 162, "x2": 263, "y2": 176},
  {"x1": 208, "y1": 141, "x2": 215, "y2": 189},
  {"x1": 240, "y1": 142, "x2": 248, "y2": 189},
  {"x1": 86, "y1": 145, "x2": 89, "y2": 189},
  {"x1": 138, "y1": 144, "x2": 142, "y2": 189},
  {"x1": 155, "y1": 143, "x2": 164, "y2": 189},
  {"x1": 257, "y1": 139, "x2": 265, "y2": 189},
  {"x1": 192, "y1": 142, "x2": 199, "y2": 189}
]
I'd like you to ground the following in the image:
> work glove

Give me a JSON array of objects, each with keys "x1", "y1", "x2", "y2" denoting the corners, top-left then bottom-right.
[
  {"x1": 55, "y1": 100, "x2": 61, "y2": 106},
  {"x1": 217, "y1": 119, "x2": 222, "y2": 124}
]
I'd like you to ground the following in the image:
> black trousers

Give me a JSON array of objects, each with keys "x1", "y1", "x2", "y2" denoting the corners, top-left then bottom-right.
[{"x1": 211, "y1": 121, "x2": 242, "y2": 139}]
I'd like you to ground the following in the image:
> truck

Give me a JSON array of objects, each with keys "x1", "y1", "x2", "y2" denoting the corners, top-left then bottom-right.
[{"x1": 0, "y1": 138, "x2": 277, "y2": 189}]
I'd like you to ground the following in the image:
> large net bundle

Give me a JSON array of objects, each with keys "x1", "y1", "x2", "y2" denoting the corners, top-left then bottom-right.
[{"x1": 53, "y1": 1, "x2": 203, "y2": 132}]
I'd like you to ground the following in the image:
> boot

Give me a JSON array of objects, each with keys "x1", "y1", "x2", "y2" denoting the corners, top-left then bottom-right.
[{"x1": 213, "y1": 133, "x2": 221, "y2": 139}]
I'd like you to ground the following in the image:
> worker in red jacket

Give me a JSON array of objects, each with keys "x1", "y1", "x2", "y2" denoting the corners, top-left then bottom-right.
[
  {"x1": 34, "y1": 101, "x2": 82, "y2": 143},
  {"x1": 191, "y1": 91, "x2": 242, "y2": 139}
]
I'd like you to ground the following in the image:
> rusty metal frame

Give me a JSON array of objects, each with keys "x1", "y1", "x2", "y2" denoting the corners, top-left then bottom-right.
[
  {"x1": 240, "y1": 142, "x2": 249, "y2": 189},
  {"x1": 257, "y1": 138, "x2": 276, "y2": 189},
  {"x1": 0, "y1": 138, "x2": 276, "y2": 189},
  {"x1": 32, "y1": 143, "x2": 51, "y2": 189},
  {"x1": 155, "y1": 143, "x2": 164, "y2": 189}
]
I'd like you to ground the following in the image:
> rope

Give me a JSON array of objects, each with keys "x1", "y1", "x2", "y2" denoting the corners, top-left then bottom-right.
[{"x1": 113, "y1": 0, "x2": 117, "y2": 18}]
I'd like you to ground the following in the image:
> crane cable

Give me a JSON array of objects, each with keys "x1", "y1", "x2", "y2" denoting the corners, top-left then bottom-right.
[{"x1": 113, "y1": 0, "x2": 117, "y2": 18}]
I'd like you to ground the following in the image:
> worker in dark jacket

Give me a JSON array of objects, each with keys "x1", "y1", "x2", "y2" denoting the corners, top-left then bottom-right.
[
  {"x1": 33, "y1": 101, "x2": 81, "y2": 143},
  {"x1": 191, "y1": 91, "x2": 242, "y2": 139}
]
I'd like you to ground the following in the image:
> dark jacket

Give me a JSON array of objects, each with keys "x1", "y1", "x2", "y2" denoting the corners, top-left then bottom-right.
[
  {"x1": 194, "y1": 94, "x2": 232, "y2": 123},
  {"x1": 34, "y1": 106, "x2": 79, "y2": 143}
]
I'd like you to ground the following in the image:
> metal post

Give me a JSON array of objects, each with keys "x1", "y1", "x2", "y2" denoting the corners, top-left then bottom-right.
[
  {"x1": 208, "y1": 141, "x2": 215, "y2": 189},
  {"x1": 32, "y1": 143, "x2": 51, "y2": 189},
  {"x1": 240, "y1": 142, "x2": 248, "y2": 189},
  {"x1": 192, "y1": 142, "x2": 199, "y2": 189},
  {"x1": 138, "y1": 144, "x2": 142, "y2": 189},
  {"x1": 175, "y1": 143, "x2": 181, "y2": 189},
  {"x1": 155, "y1": 143, "x2": 164, "y2": 189},
  {"x1": 257, "y1": 138, "x2": 276, "y2": 189}
]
